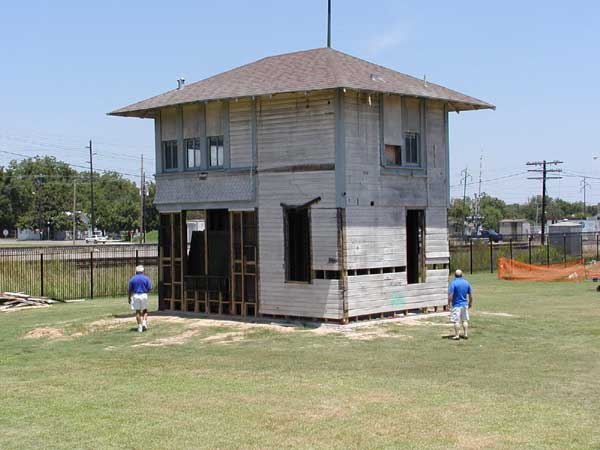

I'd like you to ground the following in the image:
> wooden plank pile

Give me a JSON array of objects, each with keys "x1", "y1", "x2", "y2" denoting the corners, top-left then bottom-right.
[{"x1": 0, "y1": 292, "x2": 60, "y2": 311}]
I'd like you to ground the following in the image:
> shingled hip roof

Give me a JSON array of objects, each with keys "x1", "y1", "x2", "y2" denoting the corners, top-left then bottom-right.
[{"x1": 109, "y1": 47, "x2": 494, "y2": 117}]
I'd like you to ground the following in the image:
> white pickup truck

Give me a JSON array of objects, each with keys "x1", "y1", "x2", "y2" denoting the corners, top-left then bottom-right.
[{"x1": 85, "y1": 231, "x2": 108, "y2": 244}]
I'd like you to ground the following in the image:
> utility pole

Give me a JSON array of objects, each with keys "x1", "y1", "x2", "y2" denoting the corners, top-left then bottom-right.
[
  {"x1": 140, "y1": 154, "x2": 146, "y2": 244},
  {"x1": 72, "y1": 176, "x2": 77, "y2": 245},
  {"x1": 327, "y1": 0, "x2": 332, "y2": 48},
  {"x1": 473, "y1": 152, "x2": 484, "y2": 232},
  {"x1": 527, "y1": 160, "x2": 563, "y2": 244},
  {"x1": 460, "y1": 167, "x2": 472, "y2": 238},
  {"x1": 86, "y1": 140, "x2": 95, "y2": 235},
  {"x1": 581, "y1": 176, "x2": 591, "y2": 216}
]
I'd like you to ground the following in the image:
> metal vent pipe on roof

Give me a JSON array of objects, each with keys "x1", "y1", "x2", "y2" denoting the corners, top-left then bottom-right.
[{"x1": 177, "y1": 78, "x2": 185, "y2": 89}]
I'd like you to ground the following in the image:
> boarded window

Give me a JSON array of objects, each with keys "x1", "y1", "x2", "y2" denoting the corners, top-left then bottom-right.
[
  {"x1": 185, "y1": 138, "x2": 202, "y2": 169},
  {"x1": 284, "y1": 207, "x2": 311, "y2": 282},
  {"x1": 162, "y1": 140, "x2": 178, "y2": 170},
  {"x1": 208, "y1": 136, "x2": 224, "y2": 168},
  {"x1": 384, "y1": 144, "x2": 402, "y2": 166}
]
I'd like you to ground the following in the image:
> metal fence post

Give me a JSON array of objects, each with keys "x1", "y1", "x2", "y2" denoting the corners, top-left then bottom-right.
[
  {"x1": 546, "y1": 239, "x2": 550, "y2": 266},
  {"x1": 90, "y1": 251, "x2": 94, "y2": 299},
  {"x1": 469, "y1": 239, "x2": 473, "y2": 274},
  {"x1": 528, "y1": 235, "x2": 532, "y2": 265},
  {"x1": 136, "y1": 249, "x2": 139, "y2": 267},
  {"x1": 509, "y1": 239, "x2": 513, "y2": 262},
  {"x1": 597, "y1": 233, "x2": 599, "y2": 261},
  {"x1": 489, "y1": 239, "x2": 493, "y2": 273},
  {"x1": 563, "y1": 234, "x2": 567, "y2": 266},
  {"x1": 40, "y1": 253, "x2": 44, "y2": 297}
]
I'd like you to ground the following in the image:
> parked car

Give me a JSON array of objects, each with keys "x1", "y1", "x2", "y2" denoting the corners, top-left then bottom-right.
[
  {"x1": 479, "y1": 229, "x2": 502, "y2": 242},
  {"x1": 85, "y1": 231, "x2": 108, "y2": 244}
]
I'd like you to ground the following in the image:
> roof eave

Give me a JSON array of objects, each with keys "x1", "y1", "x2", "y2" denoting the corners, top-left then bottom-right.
[{"x1": 108, "y1": 86, "x2": 495, "y2": 118}]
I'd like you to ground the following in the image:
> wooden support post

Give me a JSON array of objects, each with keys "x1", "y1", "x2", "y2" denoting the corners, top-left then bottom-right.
[{"x1": 489, "y1": 239, "x2": 493, "y2": 273}]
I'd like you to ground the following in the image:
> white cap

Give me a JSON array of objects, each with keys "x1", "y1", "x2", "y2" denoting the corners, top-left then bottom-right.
[
  {"x1": 136, "y1": 265, "x2": 144, "y2": 273},
  {"x1": 455, "y1": 269, "x2": 463, "y2": 277}
]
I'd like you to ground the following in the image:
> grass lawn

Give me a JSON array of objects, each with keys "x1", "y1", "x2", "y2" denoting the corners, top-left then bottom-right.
[{"x1": 1, "y1": 273, "x2": 599, "y2": 450}]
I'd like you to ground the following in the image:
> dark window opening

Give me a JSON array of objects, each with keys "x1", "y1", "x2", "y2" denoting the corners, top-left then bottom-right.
[
  {"x1": 404, "y1": 132, "x2": 420, "y2": 166},
  {"x1": 384, "y1": 144, "x2": 402, "y2": 166},
  {"x1": 162, "y1": 140, "x2": 178, "y2": 171},
  {"x1": 208, "y1": 135, "x2": 224, "y2": 168},
  {"x1": 185, "y1": 138, "x2": 202, "y2": 169},
  {"x1": 406, "y1": 210, "x2": 425, "y2": 284},
  {"x1": 284, "y1": 207, "x2": 311, "y2": 282},
  {"x1": 206, "y1": 210, "x2": 229, "y2": 278}
]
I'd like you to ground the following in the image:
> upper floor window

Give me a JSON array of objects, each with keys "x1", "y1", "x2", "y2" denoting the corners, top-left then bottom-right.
[
  {"x1": 162, "y1": 140, "x2": 178, "y2": 171},
  {"x1": 382, "y1": 96, "x2": 423, "y2": 170},
  {"x1": 208, "y1": 135, "x2": 224, "y2": 168},
  {"x1": 185, "y1": 138, "x2": 202, "y2": 169},
  {"x1": 404, "y1": 132, "x2": 420, "y2": 166}
]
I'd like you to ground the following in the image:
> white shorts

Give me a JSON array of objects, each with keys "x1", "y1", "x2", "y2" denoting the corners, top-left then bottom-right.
[
  {"x1": 450, "y1": 306, "x2": 469, "y2": 323},
  {"x1": 131, "y1": 293, "x2": 149, "y2": 311}
]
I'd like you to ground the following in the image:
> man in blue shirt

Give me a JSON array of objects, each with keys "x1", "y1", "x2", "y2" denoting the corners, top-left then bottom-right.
[
  {"x1": 128, "y1": 265, "x2": 153, "y2": 333},
  {"x1": 448, "y1": 269, "x2": 473, "y2": 340}
]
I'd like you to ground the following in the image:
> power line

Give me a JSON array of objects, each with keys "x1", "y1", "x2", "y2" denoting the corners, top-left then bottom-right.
[
  {"x1": 0, "y1": 148, "x2": 143, "y2": 179},
  {"x1": 449, "y1": 171, "x2": 527, "y2": 188}
]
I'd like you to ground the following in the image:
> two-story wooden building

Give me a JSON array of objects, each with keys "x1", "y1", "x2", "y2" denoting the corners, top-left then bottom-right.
[{"x1": 110, "y1": 47, "x2": 494, "y2": 323}]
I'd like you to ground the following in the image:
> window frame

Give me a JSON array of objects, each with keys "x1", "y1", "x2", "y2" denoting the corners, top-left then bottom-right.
[
  {"x1": 184, "y1": 137, "x2": 203, "y2": 170},
  {"x1": 162, "y1": 140, "x2": 179, "y2": 172},
  {"x1": 207, "y1": 135, "x2": 225, "y2": 169},
  {"x1": 283, "y1": 206, "x2": 312, "y2": 284},
  {"x1": 403, "y1": 131, "x2": 421, "y2": 167},
  {"x1": 380, "y1": 95, "x2": 426, "y2": 172}
]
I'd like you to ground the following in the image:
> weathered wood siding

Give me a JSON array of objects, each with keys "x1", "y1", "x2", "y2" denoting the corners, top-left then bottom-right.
[
  {"x1": 182, "y1": 104, "x2": 202, "y2": 139},
  {"x1": 229, "y1": 99, "x2": 253, "y2": 168},
  {"x1": 342, "y1": 91, "x2": 449, "y2": 316},
  {"x1": 346, "y1": 270, "x2": 447, "y2": 316},
  {"x1": 425, "y1": 101, "x2": 449, "y2": 261},
  {"x1": 257, "y1": 91, "x2": 335, "y2": 170},
  {"x1": 256, "y1": 90, "x2": 341, "y2": 319},
  {"x1": 346, "y1": 206, "x2": 405, "y2": 270},
  {"x1": 160, "y1": 108, "x2": 177, "y2": 141}
]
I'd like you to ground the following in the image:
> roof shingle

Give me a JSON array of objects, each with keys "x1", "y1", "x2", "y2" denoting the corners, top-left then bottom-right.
[{"x1": 109, "y1": 47, "x2": 494, "y2": 117}]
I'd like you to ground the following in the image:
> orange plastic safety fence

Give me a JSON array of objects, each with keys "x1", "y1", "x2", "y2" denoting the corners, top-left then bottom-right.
[{"x1": 497, "y1": 257, "x2": 592, "y2": 282}]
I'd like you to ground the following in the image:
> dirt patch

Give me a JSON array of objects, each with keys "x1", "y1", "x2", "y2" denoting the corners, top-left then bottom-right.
[
  {"x1": 23, "y1": 327, "x2": 66, "y2": 340},
  {"x1": 345, "y1": 327, "x2": 412, "y2": 341},
  {"x1": 479, "y1": 311, "x2": 515, "y2": 317},
  {"x1": 201, "y1": 331, "x2": 247, "y2": 344},
  {"x1": 400, "y1": 318, "x2": 453, "y2": 327},
  {"x1": 132, "y1": 329, "x2": 202, "y2": 347}
]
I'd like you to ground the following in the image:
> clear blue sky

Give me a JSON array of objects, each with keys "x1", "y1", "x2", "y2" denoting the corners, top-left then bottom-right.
[{"x1": 1, "y1": 0, "x2": 599, "y2": 205}]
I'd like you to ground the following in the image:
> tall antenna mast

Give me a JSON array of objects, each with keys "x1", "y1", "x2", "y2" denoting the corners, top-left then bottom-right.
[{"x1": 327, "y1": 0, "x2": 332, "y2": 48}]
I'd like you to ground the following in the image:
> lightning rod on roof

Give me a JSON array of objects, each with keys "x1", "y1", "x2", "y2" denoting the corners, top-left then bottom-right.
[{"x1": 327, "y1": 0, "x2": 331, "y2": 48}]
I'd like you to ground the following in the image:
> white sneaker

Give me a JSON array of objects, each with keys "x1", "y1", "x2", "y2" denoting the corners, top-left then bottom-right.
[
  {"x1": 142, "y1": 321, "x2": 148, "y2": 331},
  {"x1": 138, "y1": 324, "x2": 143, "y2": 333}
]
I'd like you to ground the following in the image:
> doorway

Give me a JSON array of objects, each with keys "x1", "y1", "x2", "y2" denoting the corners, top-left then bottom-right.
[{"x1": 406, "y1": 209, "x2": 425, "y2": 284}]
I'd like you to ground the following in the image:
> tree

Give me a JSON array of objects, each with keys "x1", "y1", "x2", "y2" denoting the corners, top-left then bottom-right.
[
  {"x1": 3, "y1": 156, "x2": 77, "y2": 233},
  {"x1": 145, "y1": 181, "x2": 159, "y2": 231},
  {"x1": 77, "y1": 171, "x2": 141, "y2": 233},
  {"x1": 479, "y1": 194, "x2": 506, "y2": 230}
]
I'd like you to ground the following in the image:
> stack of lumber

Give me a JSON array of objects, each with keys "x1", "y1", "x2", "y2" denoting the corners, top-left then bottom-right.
[{"x1": 0, "y1": 292, "x2": 59, "y2": 311}]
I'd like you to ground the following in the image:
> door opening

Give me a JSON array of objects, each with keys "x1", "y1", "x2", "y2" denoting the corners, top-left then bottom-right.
[{"x1": 406, "y1": 209, "x2": 425, "y2": 284}]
